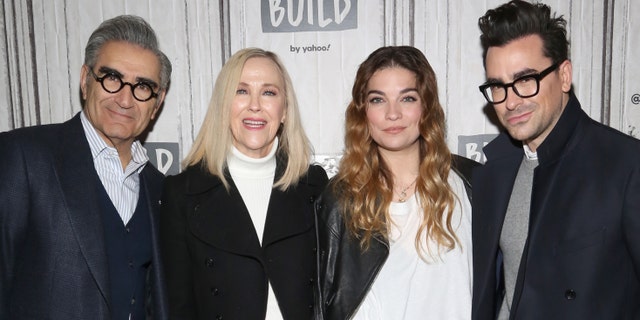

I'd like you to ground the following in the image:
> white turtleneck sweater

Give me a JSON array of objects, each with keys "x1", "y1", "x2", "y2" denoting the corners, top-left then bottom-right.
[{"x1": 227, "y1": 138, "x2": 283, "y2": 320}]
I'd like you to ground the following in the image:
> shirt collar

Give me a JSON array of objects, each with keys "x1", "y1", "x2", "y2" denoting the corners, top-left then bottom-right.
[
  {"x1": 523, "y1": 144, "x2": 538, "y2": 161},
  {"x1": 80, "y1": 110, "x2": 149, "y2": 172}
]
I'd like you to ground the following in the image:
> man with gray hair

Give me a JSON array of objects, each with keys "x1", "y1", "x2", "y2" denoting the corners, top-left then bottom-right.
[{"x1": 0, "y1": 15, "x2": 171, "y2": 319}]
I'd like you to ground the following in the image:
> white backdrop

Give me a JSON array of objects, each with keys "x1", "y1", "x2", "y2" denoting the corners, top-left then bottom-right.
[{"x1": 2, "y1": 0, "x2": 639, "y2": 176}]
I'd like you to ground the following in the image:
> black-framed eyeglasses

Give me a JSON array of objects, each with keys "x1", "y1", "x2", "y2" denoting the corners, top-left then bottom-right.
[
  {"x1": 479, "y1": 63, "x2": 560, "y2": 104},
  {"x1": 88, "y1": 68, "x2": 159, "y2": 102}
]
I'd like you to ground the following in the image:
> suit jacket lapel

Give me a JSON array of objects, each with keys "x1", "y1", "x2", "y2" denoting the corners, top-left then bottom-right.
[
  {"x1": 140, "y1": 167, "x2": 169, "y2": 318},
  {"x1": 140, "y1": 166, "x2": 163, "y2": 239},
  {"x1": 54, "y1": 114, "x2": 110, "y2": 305}
]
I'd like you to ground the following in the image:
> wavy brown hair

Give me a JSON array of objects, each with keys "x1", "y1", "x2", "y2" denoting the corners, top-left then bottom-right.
[{"x1": 334, "y1": 46, "x2": 458, "y2": 257}]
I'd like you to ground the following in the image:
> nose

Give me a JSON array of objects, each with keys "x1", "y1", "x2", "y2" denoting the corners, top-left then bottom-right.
[
  {"x1": 385, "y1": 101, "x2": 401, "y2": 120},
  {"x1": 503, "y1": 86, "x2": 522, "y2": 111},
  {"x1": 114, "y1": 84, "x2": 136, "y2": 109},
  {"x1": 248, "y1": 93, "x2": 261, "y2": 112}
]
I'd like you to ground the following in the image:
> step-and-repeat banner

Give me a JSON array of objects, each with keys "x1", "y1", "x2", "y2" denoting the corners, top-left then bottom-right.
[{"x1": 2, "y1": 0, "x2": 639, "y2": 176}]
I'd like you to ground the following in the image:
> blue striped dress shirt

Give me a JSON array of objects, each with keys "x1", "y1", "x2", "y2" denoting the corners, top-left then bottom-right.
[{"x1": 80, "y1": 111, "x2": 148, "y2": 225}]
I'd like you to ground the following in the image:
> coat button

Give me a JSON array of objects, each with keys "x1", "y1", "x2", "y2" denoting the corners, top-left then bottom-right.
[
  {"x1": 205, "y1": 257, "x2": 215, "y2": 268},
  {"x1": 308, "y1": 277, "x2": 314, "y2": 286},
  {"x1": 191, "y1": 205, "x2": 200, "y2": 217},
  {"x1": 309, "y1": 196, "x2": 315, "y2": 203},
  {"x1": 211, "y1": 287, "x2": 219, "y2": 296},
  {"x1": 565, "y1": 289, "x2": 576, "y2": 300},
  {"x1": 216, "y1": 315, "x2": 223, "y2": 320}
]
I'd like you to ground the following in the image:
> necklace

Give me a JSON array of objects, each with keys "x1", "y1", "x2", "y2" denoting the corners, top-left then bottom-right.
[{"x1": 394, "y1": 178, "x2": 417, "y2": 202}]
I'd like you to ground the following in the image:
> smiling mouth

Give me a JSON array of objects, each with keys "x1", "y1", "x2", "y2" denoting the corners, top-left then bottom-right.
[
  {"x1": 243, "y1": 119, "x2": 267, "y2": 128},
  {"x1": 108, "y1": 108, "x2": 134, "y2": 120}
]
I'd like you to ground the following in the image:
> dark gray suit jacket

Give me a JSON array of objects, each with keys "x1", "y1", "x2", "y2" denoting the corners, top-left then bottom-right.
[{"x1": 0, "y1": 113, "x2": 168, "y2": 319}]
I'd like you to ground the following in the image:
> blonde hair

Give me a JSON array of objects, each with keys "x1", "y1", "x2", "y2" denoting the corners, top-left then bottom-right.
[
  {"x1": 334, "y1": 46, "x2": 458, "y2": 257},
  {"x1": 183, "y1": 48, "x2": 312, "y2": 190}
]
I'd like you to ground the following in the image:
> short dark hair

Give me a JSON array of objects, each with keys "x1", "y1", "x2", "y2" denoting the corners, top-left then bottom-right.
[
  {"x1": 84, "y1": 15, "x2": 172, "y2": 90},
  {"x1": 478, "y1": 0, "x2": 569, "y2": 65}
]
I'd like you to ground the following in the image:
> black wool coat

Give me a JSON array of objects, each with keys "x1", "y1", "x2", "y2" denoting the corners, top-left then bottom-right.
[{"x1": 160, "y1": 160, "x2": 328, "y2": 320}]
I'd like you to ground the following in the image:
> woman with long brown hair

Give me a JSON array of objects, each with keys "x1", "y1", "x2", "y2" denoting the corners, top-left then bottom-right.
[{"x1": 315, "y1": 46, "x2": 478, "y2": 319}]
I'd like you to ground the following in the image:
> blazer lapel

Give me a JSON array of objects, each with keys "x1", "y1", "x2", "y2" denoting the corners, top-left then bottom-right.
[
  {"x1": 186, "y1": 172, "x2": 263, "y2": 260},
  {"x1": 54, "y1": 114, "x2": 110, "y2": 305},
  {"x1": 473, "y1": 137, "x2": 523, "y2": 314},
  {"x1": 261, "y1": 185, "x2": 313, "y2": 247},
  {"x1": 262, "y1": 165, "x2": 328, "y2": 247},
  {"x1": 477, "y1": 134, "x2": 525, "y2": 250}
]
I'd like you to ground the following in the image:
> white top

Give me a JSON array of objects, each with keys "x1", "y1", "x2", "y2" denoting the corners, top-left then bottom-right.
[
  {"x1": 227, "y1": 138, "x2": 278, "y2": 242},
  {"x1": 352, "y1": 173, "x2": 473, "y2": 320},
  {"x1": 227, "y1": 138, "x2": 283, "y2": 320},
  {"x1": 80, "y1": 111, "x2": 148, "y2": 225}
]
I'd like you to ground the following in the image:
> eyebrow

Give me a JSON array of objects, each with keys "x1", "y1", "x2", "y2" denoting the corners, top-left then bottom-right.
[
  {"x1": 237, "y1": 81, "x2": 282, "y2": 89},
  {"x1": 366, "y1": 88, "x2": 418, "y2": 96},
  {"x1": 486, "y1": 67, "x2": 539, "y2": 84},
  {"x1": 97, "y1": 66, "x2": 159, "y2": 88}
]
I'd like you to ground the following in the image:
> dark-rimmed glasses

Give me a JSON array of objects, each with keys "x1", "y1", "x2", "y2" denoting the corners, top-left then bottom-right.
[
  {"x1": 88, "y1": 68, "x2": 159, "y2": 102},
  {"x1": 479, "y1": 63, "x2": 559, "y2": 104}
]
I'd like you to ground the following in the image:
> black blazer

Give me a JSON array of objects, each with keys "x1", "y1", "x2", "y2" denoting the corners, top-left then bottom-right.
[
  {"x1": 160, "y1": 160, "x2": 328, "y2": 320},
  {"x1": 0, "y1": 113, "x2": 168, "y2": 320}
]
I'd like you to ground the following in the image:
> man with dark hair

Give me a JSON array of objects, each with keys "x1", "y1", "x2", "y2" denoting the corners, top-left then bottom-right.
[
  {"x1": 472, "y1": 1, "x2": 640, "y2": 319},
  {"x1": 0, "y1": 15, "x2": 171, "y2": 319}
]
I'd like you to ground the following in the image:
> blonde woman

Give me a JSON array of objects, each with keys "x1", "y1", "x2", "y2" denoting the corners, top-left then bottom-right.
[
  {"x1": 160, "y1": 48, "x2": 328, "y2": 319},
  {"x1": 315, "y1": 46, "x2": 478, "y2": 319}
]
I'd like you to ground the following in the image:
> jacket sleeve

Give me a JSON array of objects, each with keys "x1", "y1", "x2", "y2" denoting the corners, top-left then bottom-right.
[
  {"x1": 158, "y1": 174, "x2": 196, "y2": 319},
  {"x1": 0, "y1": 133, "x2": 31, "y2": 319}
]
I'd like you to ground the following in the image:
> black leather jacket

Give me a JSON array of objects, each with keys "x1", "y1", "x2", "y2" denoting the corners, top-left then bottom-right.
[{"x1": 314, "y1": 155, "x2": 479, "y2": 320}]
